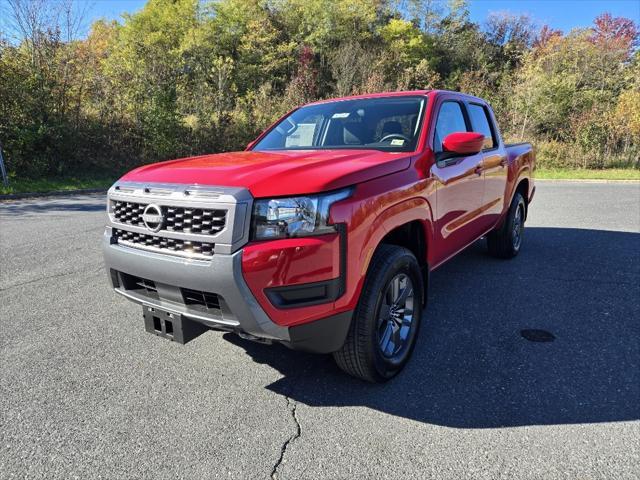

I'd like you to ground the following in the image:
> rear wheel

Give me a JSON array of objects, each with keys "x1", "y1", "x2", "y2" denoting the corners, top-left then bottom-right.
[
  {"x1": 487, "y1": 192, "x2": 526, "y2": 259},
  {"x1": 333, "y1": 244, "x2": 424, "y2": 382}
]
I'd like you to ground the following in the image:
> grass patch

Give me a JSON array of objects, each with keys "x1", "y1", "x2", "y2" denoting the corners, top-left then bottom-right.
[
  {"x1": 535, "y1": 168, "x2": 640, "y2": 181},
  {"x1": 0, "y1": 175, "x2": 116, "y2": 195}
]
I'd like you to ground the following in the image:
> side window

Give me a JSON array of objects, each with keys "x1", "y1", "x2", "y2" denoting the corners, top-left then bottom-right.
[
  {"x1": 434, "y1": 102, "x2": 468, "y2": 152},
  {"x1": 467, "y1": 103, "x2": 496, "y2": 149}
]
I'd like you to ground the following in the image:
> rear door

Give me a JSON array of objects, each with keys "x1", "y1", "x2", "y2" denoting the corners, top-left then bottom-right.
[
  {"x1": 465, "y1": 102, "x2": 508, "y2": 230},
  {"x1": 431, "y1": 98, "x2": 486, "y2": 264}
]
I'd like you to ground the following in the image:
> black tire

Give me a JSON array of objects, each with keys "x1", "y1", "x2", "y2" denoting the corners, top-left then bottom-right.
[
  {"x1": 487, "y1": 192, "x2": 526, "y2": 259},
  {"x1": 333, "y1": 244, "x2": 424, "y2": 382}
]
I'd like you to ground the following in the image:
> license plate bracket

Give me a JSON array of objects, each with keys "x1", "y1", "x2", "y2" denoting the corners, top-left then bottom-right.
[{"x1": 142, "y1": 306, "x2": 208, "y2": 344}]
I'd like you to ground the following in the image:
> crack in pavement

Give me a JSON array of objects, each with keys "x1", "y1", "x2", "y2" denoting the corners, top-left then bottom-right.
[
  {"x1": 0, "y1": 264, "x2": 104, "y2": 292},
  {"x1": 271, "y1": 396, "x2": 302, "y2": 480}
]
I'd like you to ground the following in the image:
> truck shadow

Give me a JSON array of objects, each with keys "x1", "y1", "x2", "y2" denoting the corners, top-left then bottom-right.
[{"x1": 225, "y1": 227, "x2": 640, "y2": 428}]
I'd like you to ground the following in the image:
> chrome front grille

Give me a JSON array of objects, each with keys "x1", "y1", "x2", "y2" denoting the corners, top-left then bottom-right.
[
  {"x1": 113, "y1": 229, "x2": 215, "y2": 259},
  {"x1": 107, "y1": 182, "x2": 252, "y2": 258},
  {"x1": 112, "y1": 201, "x2": 145, "y2": 227},
  {"x1": 112, "y1": 200, "x2": 227, "y2": 235}
]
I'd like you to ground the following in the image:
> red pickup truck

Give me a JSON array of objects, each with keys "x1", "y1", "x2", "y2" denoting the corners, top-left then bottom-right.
[{"x1": 103, "y1": 90, "x2": 535, "y2": 382}]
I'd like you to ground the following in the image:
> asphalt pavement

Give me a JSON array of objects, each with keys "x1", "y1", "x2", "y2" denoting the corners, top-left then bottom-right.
[{"x1": 1, "y1": 181, "x2": 639, "y2": 479}]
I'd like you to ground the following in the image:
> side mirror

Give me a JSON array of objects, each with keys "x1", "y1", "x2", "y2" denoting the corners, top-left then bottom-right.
[{"x1": 442, "y1": 132, "x2": 484, "y2": 156}]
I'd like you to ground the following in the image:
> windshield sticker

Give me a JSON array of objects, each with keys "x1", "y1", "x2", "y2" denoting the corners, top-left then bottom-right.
[
  {"x1": 332, "y1": 112, "x2": 350, "y2": 119},
  {"x1": 390, "y1": 139, "x2": 405, "y2": 146},
  {"x1": 285, "y1": 123, "x2": 316, "y2": 147}
]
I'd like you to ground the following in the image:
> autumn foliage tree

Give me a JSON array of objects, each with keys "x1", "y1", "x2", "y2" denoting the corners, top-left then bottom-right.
[{"x1": 0, "y1": 0, "x2": 638, "y2": 179}]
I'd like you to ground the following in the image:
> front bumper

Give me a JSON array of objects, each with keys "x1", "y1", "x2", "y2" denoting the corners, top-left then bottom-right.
[{"x1": 103, "y1": 229, "x2": 352, "y2": 352}]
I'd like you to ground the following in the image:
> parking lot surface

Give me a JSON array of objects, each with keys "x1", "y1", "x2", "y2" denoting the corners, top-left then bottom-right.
[{"x1": 1, "y1": 181, "x2": 639, "y2": 479}]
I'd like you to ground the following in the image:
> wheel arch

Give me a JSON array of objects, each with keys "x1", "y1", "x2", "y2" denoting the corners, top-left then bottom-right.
[
  {"x1": 377, "y1": 220, "x2": 429, "y2": 305},
  {"x1": 337, "y1": 195, "x2": 434, "y2": 314},
  {"x1": 514, "y1": 177, "x2": 530, "y2": 219}
]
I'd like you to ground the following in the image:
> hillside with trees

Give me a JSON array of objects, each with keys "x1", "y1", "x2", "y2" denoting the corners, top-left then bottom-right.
[{"x1": 0, "y1": 0, "x2": 638, "y2": 181}]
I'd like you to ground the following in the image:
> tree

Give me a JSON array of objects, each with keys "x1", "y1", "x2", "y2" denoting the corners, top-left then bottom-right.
[
  {"x1": 485, "y1": 11, "x2": 537, "y2": 69},
  {"x1": 273, "y1": 0, "x2": 383, "y2": 55},
  {"x1": 102, "y1": 0, "x2": 199, "y2": 160},
  {"x1": 0, "y1": 0, "x2": 638, "y2": 178},
  {"x1": 591, "y1": 13, "x2": 638, "y2": 60}
]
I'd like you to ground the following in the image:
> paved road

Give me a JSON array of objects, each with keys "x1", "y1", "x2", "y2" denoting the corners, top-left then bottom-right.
[{"x1": 1, "y1": 181, "x2": 639, "y2": 479}]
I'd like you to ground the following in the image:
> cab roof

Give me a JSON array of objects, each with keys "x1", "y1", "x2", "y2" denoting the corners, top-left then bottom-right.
[
  {"x1": 307, "y1": 89, "x2": 486, "y2": 106},
  {"x1": 307, "y1": 90, "x2": 433, "y2": 105}
]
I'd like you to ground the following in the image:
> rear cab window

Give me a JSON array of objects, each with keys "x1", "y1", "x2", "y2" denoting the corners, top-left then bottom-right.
[{"x1": 467, "y1": 103, "x2": 497, "y2": 150}]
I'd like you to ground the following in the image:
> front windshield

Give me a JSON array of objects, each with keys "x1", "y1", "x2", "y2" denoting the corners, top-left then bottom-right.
[{"x1": 253, "y1": 96, "x2": 426, "y2": 152}]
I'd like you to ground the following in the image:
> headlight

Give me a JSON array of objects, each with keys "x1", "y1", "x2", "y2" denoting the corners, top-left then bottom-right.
[{"x1": 251, "y1": 188, "x2": 352, "y2": 240}]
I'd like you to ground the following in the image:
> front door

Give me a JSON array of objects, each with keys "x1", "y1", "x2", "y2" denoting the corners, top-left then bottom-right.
[{"x1": 430, "y1": 100, "x2": 486, "y2": 265}]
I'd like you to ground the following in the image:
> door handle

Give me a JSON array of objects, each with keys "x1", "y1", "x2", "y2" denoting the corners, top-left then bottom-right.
[
  {"x1": 499, "y1": 157, "x2": 508, "y2": 167},
  {"x1": 474, "y1": 165, "x2": 483, "y2": 176}
]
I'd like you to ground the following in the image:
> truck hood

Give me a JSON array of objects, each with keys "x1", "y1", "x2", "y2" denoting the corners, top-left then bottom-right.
[{"x1": 120, "y1": 149, "x2": 411, "y2": 197}]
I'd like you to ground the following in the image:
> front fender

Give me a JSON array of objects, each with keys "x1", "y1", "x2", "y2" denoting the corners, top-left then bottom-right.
[{"x1": 332, "y1": 174, "x2": 436, "y2": 312}]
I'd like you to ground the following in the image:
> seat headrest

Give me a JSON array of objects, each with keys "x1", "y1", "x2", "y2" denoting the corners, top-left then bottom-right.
[{"x1": 381, "y1": 120, "x2": 403, "y2": 137}]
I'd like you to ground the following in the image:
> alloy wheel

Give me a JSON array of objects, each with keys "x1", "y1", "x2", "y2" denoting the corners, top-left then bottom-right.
[{"x1": 377, "y1": 273, "x2": 415, "y2": 359}]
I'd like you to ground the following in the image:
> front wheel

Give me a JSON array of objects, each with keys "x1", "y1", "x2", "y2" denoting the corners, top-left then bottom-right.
[
  {"x1": 333, "y1": 244, "x2": 424, "y2": 382},
  {"x1": 487, "y1": 192, "x2": 527, "y2": 259}
]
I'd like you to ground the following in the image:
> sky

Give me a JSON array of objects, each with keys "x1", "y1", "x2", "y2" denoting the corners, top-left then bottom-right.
[
  {"x1": 467, "y1": 0, "x2": 639, "y2": 32},
  {"x1": 2, "y1": 0, "x2": 640, "y2": 37}
]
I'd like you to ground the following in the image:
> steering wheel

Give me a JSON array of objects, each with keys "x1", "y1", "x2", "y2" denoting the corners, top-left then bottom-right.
[{"x1": 379, "y1": 133, "x2": 411, "y2": 144}]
